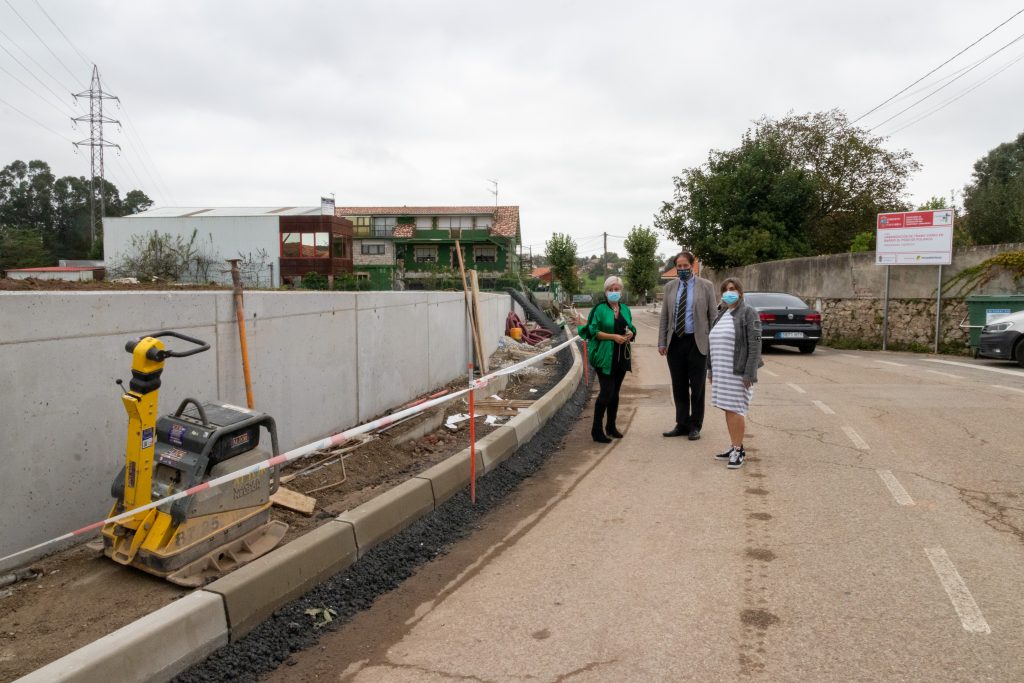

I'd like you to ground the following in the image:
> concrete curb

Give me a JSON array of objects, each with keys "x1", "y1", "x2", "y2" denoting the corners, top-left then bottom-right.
[
  {"x1": 205, "y1": 520, "x2": 359, "y2": 641},
  {"x1": 17, "y1": 591, "x2": 228, "y2": 683},
  {"x1": 18, "y1": 334, "x2": 581, "y2": 683}
]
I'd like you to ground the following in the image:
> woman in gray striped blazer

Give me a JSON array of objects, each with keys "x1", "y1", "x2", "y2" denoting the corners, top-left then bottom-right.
[{"x1": 707, "y1": 277, "x2": 762, "y2": 470}]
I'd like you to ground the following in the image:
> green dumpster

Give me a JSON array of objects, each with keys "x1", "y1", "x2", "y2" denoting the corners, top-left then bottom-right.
[{"x1": 964, "y1": 294, "x2": 1024, "y2": 355}]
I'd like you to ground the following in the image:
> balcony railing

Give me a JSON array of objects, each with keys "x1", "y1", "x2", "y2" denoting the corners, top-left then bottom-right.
[{"x1": 353, "y1": 226, "x2": 394, "y2": 238}]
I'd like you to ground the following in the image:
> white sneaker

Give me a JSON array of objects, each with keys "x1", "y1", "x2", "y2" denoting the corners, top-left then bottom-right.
[{"x1": 727, "y1": 448, "x2": 745, "y2": 469}]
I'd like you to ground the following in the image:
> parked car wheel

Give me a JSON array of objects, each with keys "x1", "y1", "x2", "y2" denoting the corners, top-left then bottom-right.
[
  {"x1": 1015, "y1": 339, "x2": 1024, "y2": 368},
  {"x1": 798, "y1": 343, "x2": 816, "y2": 354}
]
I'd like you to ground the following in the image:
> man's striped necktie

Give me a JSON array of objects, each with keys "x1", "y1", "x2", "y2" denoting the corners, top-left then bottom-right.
[{"x1": 675, "y1": 281, "x2": 688, "y2": 336}]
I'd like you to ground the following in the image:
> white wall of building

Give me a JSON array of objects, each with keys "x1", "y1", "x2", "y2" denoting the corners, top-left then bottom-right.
[
  {"x1": 104, "y1": 216, "x2": 282, "y2": 287},
  {"x1": 0, "y1": 290, "x2": 520, "y2": 568}
]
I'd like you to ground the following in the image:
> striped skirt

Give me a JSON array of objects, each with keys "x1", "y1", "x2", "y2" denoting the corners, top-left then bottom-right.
[{"x1": 709, "y1": 311, "x2": 753, "y2": 415}]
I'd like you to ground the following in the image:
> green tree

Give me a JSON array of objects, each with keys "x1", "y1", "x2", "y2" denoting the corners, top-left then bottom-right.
[
  {"x1": 0, "y1": 159, "x2": 152, "y2": 263},
  {"x1": 658, "y1": 110, "x2": 920, "y2": 267},
  {"x1": 917, "y1": 196, "x2": 950, "y2": 211},
  {"x1": 963, "y1": 131, "x2": 1024, "y2": 245},
  {"x1": 656, "y1": 133, "x2": 818, "y2": 270},
  {"x1": 755, "y1": 110, "x2": 919, "y2": 253},
  {"x1": 545, "y1": 232, "x2": 580, "y2": 295},
  {"x1": 0, "y1": 226, "x2": 50, "y2": 271},
  {"x1": 622, "y1": 225, "x2": 660, "y2": 301}
]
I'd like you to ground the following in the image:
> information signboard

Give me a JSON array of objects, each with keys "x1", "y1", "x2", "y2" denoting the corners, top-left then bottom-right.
[{"x1": 875, "y1": 208, "x2": 954, "y2": 265}]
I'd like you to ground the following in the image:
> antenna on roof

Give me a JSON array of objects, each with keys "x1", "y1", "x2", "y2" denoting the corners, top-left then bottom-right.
[{"x1": 487, "y1": 179, "x2": 498, "y2": 208}]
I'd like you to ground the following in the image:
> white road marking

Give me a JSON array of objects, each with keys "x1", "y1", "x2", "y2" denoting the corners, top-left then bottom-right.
[
  {"x1": 761, "y1": 369, "x2": 778, "y2": 378},
  {"x1": 927, "y1": 370, "x2": 963, "y2": 379},
  {"x1": 926, "y1": 359, "x2": 1024, "y2": 378},
  {"x1": 877, "y1": 360, "x2": 907, "y2": 367},
  {"x1": 842, "y1": 426, "x2": 869, "y2": 450},
  {"x1": 924, "y1": 547, "x2": 991, "y2": 634},
  {"x1": 787, "y1": 382, "x2": 806, "y2": 394},
  {"x1": 841, "y1": 354, "x2": 859, "y2": 359},
  {"x1": 876, "y1": 470, "x2": 914, "y2": 505},
  {"x1": 812, "y1": 400, "x2": 835, "y2": 415},
  {"x1": 992, "y1": 384, "x2": 1024, "y2": 395}
]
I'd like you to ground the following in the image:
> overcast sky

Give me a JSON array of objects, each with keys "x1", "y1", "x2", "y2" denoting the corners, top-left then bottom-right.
[{"x1": 2, "y1": 1, "x2": 1022, "y2": 258}]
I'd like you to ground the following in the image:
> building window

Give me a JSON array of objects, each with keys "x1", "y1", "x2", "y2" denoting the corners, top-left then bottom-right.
[
  {"x1": 438, "y1": 216, "x2": 474, "y2": 230},
  {"x1": 355, "y1": 272, "x2": 370, "y2": 281},
  {"x1": 332, "y1": 236, "x2": 348, "y2": 258},
  {"x1": 414, "y1": 245, "x2": 438, "y2": 263},
  {"x1": 361, "y1": 243, "x2": 386, "y2": 255},
  {"x1": 346, "y1": 216, "x2": 371, "y2": 237},
  {"x1": 474, "y1": 245, "x2": 497, "y2": 263},
  {"x1": 414, "y1": 216, "x2": 433, "y2": 229},
  {"x1": 476, "y1": 216, "x2": 492, "y2": 228},
  {"x1": 281, "y1": 232, "x2": 330, "y2": 258},
  {"x1": 372, "y1": 216, "x2": 396, "y2": 237}
]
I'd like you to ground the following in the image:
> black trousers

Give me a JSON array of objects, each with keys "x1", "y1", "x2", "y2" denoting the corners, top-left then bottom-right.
[
  {"x1": 593, "y1": 363, "x2": 627, "y2": 434},
  {"x1": 667, "y1": 333, "x2": 707, "y2": 430}
]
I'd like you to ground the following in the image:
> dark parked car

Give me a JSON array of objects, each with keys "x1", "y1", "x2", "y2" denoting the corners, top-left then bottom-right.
[
  {"x1": 978, "y1": 310, "x2": 1024, "y2": 367},
  {"x1": 744, "y1": 292, "x2": 822, "y2": 354}
]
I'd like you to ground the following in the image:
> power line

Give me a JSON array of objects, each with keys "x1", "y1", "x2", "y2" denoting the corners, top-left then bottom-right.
[
  {"x1": 0, "y1": 60, "x2": 72, "y2": 118},
  {"x1": 0, "y1": 25, "x2": 77, "y2": 95},
  {"x1": 0, "y1": 36, "x2": 74, "y2": 112},
  {"x1": 2, "y1": 0, "x2": 84, "y2": 87},
  {"x1": 852, "y1": 7, "x2": 1024, "y2": 124},
  {"x1": 869, "y1": 30, "x2": 1024, "y2": 131},
  {"x1": 30, "y1": 0, "x2": 92, "y2": 69},
  {"x1": 885, "y1": 50, "x2": 1024, "y2": 135},
  {"x1": 0, "y1": 93, "x2": 74, "y2": 142}
]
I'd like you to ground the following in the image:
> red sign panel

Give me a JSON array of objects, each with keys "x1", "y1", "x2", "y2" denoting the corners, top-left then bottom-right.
[{"x1": 875, "y1": 209, "x2": 954, "y2": 265}]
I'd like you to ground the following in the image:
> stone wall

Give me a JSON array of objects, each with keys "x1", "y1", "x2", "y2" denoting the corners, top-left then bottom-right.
[
  {"x1": 820, "y1": 297, "x2": 968, "y2": 351},
  {"x1": 705, "y1": 243, "x2": 1023, "y2": 352}
]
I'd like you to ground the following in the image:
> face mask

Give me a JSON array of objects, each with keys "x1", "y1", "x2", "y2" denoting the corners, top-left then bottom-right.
[
  {"x1": 607, "y1": 291, "x2": 622, "y2": 303},
  {"x1": 678, "y1": 269, "x2": 692, "y2": 281},
  {"x1": 722, "y1": 291, "x2": 740, "y2": 305}
]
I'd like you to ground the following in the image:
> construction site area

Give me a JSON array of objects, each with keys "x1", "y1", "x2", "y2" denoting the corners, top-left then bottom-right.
[{"x1": 0, "y1": 275, "x2": 586, "y2": 682}]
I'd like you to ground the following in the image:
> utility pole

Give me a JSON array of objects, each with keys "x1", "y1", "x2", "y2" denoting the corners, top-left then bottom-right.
[
  {"x1": 73, "y1": 65, "x2": 120, "y2": 252},
  {"x1": 603, "y1": 232, "x2": 608, "y2": 277}
]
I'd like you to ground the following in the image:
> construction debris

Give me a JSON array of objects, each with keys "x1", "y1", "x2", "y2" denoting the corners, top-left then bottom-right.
[{"x1": 270, "y1": 487, "x2": 317, "y2": 516}]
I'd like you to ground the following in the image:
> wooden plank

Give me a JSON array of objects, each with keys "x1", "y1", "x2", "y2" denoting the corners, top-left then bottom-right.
[
  {"x1": 469, "y1": 269, "x2": 488, "y2": 373},
  {"x1": 270, "y1": 486, "x2": 317, "y2": 516},
  {"x1": 453, "y1": 240, "x2": 482, "y2": 371}
]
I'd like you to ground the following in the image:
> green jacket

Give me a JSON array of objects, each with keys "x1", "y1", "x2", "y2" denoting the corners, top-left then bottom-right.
[{"x1": 578, "y1": 302, "x2": 637, "y2": 375}]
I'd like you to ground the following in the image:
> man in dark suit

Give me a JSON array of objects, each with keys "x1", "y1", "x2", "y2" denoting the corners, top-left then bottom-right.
[{"x1": 658, "y1": 251, "x2": 718, "y2": 440}]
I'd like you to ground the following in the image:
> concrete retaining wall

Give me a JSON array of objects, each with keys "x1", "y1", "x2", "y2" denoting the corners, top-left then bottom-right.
[
  {"x1": 705, "y1": 243, "x2": 1024, "y2": 351},
  {"x1": 0, "y1": 290, "x2": 516, "y2": 568},
  {"x1": 20, "y1": 332, "x2": 583, "y2": 682}
]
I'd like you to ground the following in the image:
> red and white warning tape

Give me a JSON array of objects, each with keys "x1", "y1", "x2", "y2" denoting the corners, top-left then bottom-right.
[{"x1": 0, "y1": 333, "x2": 583, "y2": 568}]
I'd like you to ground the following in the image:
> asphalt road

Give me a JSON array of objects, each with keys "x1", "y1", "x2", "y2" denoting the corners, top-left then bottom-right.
[{"x1": 272, "y1": 308, "x2": 1024, "y2": 682}]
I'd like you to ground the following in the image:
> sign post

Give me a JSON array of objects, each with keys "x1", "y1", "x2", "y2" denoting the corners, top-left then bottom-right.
[{"x1": 875, "y1": 209, "x2": 954, "y2": 353}]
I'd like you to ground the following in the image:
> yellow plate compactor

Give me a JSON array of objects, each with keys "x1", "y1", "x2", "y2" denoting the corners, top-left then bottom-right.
[{"x1": 102, "y1": 331, "x2": 287, "y2": 586}]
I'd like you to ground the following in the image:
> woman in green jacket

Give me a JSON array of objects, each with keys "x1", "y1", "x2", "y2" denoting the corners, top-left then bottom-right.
[{"x1": 578, "y1": 276, "x2": 637, "y2": 443}]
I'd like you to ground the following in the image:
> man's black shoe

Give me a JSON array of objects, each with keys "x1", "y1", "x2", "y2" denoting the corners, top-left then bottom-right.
[
  {"x1": 592, "y1": 431, "x2": 612, "y2": 444},
  {"x1": 688, "y1": 428, "x2": 701, "y2": 441},
  {"x1": 662, "y1": 426, "x2": 688, "y2": 437},
  {"x1": 607, "y1": 427, "x2": 624, "y2": 438}
]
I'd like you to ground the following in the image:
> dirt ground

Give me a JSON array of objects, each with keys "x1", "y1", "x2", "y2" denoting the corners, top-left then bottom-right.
[{"x1": 0, "y1": 342, "x2": 558, "y2": 682}]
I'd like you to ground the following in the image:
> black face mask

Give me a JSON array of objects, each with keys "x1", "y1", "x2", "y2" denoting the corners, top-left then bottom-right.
[{"x1": 677, "y1": 269, "x2": 692, "y2": 281}]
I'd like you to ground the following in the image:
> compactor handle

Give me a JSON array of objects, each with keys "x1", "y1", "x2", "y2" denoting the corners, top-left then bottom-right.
[{"x1": 125, "y1": 331, "x2": 211, "y2": 361}]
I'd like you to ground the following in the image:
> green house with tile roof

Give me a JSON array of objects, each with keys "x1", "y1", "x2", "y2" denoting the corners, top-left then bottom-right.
[{"x1": 335, "y1": 205, "x2": 521, "y2": 290}]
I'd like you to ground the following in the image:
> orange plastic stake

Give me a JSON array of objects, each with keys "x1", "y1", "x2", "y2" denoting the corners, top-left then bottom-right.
[{"x1": 468, "y1": 363, "x2": 477, "y2": 504}]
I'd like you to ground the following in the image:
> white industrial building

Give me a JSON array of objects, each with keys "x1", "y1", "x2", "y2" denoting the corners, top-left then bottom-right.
[{"x1": 104, "y1": 206, "x2": 346, "y2": 288}]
